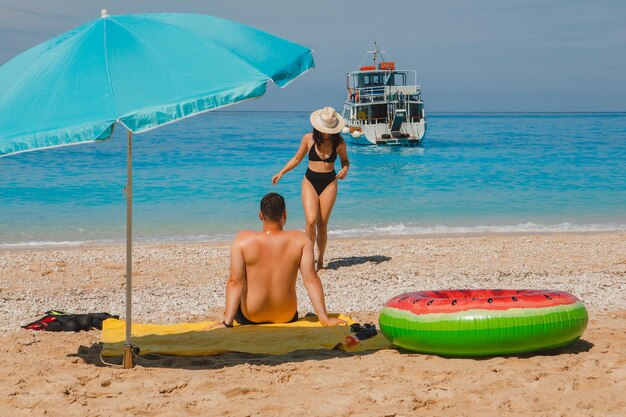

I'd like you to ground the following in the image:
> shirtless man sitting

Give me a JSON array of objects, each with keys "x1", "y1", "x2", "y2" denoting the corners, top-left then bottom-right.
[{"x1": 213, "y1": 193, "x2": 344, "y2": 328}]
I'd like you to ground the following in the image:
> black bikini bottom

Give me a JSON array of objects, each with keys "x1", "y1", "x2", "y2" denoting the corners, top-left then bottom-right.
[
  {"x1": 234, "y1": 304, "x2": 299, "y2": 325},
  {"x1": 305, "y1": 168, "x2": 336, "y2": 195}
]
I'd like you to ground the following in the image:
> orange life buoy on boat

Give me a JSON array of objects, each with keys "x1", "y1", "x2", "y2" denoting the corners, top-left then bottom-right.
[
  {"x1": 379, "y1": 62, "x2": 395, "y2": 70},
  {"x1": 359, "y1": 65, "x2": 376, "y2": 71}
]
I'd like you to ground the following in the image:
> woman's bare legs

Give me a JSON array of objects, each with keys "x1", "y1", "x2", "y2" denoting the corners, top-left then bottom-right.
[
  {"x1": 315, "y1": 180, "x2": 338, "y2": 270},
  {"x1": 302, "y1": 178, "x2": 320, "y2": 245}
]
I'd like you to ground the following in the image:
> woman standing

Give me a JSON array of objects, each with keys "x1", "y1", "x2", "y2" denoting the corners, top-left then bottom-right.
[{"x1": 272, "y1": 107, "x2": 350, "y2": 270}]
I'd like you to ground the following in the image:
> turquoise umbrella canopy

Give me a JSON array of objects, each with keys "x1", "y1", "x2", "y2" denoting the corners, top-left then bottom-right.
[
  {"x1": 0, "y1": 10, "x2": 314, "y2": 368},
  {"x1": 0, "y1": 11, "x2": 314, "y2": 156}
]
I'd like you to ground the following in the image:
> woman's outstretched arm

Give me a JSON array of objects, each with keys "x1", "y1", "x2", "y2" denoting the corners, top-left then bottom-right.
[
  {"x1": 335, "y1": 139, "x2": 350, "y2": 179},
  {"x1": 272, "y1": 134, "x2": 310, "y2": 184}
]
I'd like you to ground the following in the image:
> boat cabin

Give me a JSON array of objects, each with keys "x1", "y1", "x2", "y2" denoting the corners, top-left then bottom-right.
[{"x1": 343, "y1": 63, "x2": 424, "y2": 125}]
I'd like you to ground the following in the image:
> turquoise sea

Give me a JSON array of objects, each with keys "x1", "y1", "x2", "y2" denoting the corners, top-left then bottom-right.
[{"x1": 1, "y1": 112, "x2": 625, "y2": 246}]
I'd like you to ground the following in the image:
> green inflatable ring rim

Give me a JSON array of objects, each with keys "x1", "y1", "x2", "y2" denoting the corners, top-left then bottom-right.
[{"x1": 379, "y1": 291, "x2": 588, "y2": 356}]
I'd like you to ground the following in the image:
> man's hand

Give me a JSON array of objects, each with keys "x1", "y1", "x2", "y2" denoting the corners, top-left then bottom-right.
[
  {"x1": 203, "y1": 322, "x2": 228, "y2": 331},
  {"x1": 319, "y1": 316, "x2": 347, "y2": 327}
]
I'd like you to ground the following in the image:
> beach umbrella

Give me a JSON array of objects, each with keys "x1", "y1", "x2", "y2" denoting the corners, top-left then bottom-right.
[{"x1": 0, "y1": 10, "x2": 314, "y2": 368}]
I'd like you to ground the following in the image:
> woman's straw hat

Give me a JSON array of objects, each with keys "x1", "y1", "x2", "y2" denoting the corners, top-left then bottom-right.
[{"x1": 310, "y1": 107, "x2": 346, "y2": 134}]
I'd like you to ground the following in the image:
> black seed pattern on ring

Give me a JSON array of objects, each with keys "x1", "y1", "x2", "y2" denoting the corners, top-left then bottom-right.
[
  {"x1": 512, "y1": 297, "x2": 518, "y2": 301},
  {"x1": 412, "y1": 299, "x2": 419, "y2": 304},
  {"x1": 451, "y1": 300, "x2": 457, "y2": 305},
  {"x1": 544, "y1": 295, "x2": 552, "y2": 300},
  {"x1": 487, "y1": 298, "x2": 493, "y2": 303},
  {"x1": 427, "y1": 300, "x2": 434, "y2": 305}
]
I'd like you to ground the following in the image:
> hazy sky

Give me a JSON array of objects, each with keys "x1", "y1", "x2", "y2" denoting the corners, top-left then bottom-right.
[{"x1": 1, "y1": 1, "x2": 625, "y2": 111}]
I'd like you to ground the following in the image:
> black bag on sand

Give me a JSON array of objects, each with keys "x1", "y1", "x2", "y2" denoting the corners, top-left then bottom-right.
[{"x1": 22, "y1": 310, "x2": 119, "y2": 332}]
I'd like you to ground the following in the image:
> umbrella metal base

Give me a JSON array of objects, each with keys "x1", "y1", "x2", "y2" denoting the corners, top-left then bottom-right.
[{"x1": 123, "y1": 344, "x2": 134, "y2": 369}]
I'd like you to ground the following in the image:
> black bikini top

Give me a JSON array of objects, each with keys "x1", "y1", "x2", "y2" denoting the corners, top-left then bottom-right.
[{"x1": 308, "y1": 143, "x2": 337, "y2": 163}]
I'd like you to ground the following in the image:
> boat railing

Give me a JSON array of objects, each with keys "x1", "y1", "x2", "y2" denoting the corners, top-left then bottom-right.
[
  {"x1": 346, "y1": 85, "x2": 421, "y2": 103},
  {"x1": 389, "y1": 86, "x2": 419, "y2": 95},
  {"x1": 350, "y1": 117, "x2": 388, "y2": 126}
]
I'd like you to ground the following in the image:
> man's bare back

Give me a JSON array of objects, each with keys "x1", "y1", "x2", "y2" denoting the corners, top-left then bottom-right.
[
  {"x1": 215, "y1": 193, "x2": 344, "y2": 328},
  {"x1": 233, "y1": 229, "x2": 307, "y2": 323}
]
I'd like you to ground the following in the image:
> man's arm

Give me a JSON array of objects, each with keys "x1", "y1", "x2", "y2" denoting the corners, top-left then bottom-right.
[
  {"x1": 299, "y1": 235, "x2": 345, "y2": 326},
  {"x1": 223, "y1": 234, "x2": 247, "y2": 326}
]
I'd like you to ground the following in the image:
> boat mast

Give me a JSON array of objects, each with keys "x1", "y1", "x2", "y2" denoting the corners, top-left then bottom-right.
[{"x1": 368, "y1": 42, "x2": 386, "y2": 67}]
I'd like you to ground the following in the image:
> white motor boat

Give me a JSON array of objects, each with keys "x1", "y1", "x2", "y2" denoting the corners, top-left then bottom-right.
[{"x1": 341, "y1": 44, "x2": 426, "y2": 146}]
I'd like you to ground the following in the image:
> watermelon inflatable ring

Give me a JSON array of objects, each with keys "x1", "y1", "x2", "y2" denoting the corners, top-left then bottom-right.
[{"x1": 379, "y1": 289, "x2": 588, "y2": 356}]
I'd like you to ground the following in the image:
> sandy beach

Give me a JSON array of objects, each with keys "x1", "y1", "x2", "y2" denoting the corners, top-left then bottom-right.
[
  {"x1": 2, "y1": 2, "x2": 625, "y2": 417},
  {"x1": 1, "y1": 232, "x2": 625, "y2": 416}
]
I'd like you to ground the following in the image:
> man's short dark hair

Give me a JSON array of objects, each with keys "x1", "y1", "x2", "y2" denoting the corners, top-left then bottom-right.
[{"x1": 260, "y1": 193, "x2": 286, "y2": 222}]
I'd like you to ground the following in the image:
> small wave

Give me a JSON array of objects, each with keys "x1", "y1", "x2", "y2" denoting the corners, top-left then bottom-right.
[
  {"x1": 0, "y1": 240, "x2": 95, "y2": 248},
  {"x1": 140, "y1": 233, "x2": 236, "y2": 243},
  {"x1": 328, "y1": 222, "x2": 626, "y2": 237},
  {"x1": 0, "y1": 234, "x2": 235, "y2": 249},
  {"x1": 2, "y1": 222, "x2": 624, "y2": 248}
]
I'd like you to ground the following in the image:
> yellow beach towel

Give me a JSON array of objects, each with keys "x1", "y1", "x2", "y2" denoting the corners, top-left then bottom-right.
[{"x1": 101, "y1": 314, "x2": 390, "y2": 357}]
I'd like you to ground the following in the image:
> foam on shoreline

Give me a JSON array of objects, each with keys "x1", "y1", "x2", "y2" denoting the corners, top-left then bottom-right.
[
  {"x1": 1, "y1": 222, "x2": 624, "y2": 249},
  {"x1": 328, "y1": 222, "x2": 626, "y2": 237}
]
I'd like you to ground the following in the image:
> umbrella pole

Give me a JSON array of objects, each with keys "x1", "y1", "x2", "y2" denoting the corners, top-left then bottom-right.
[{"x1": 123, "y1": 130, "x2": 134, "y2": 369}]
